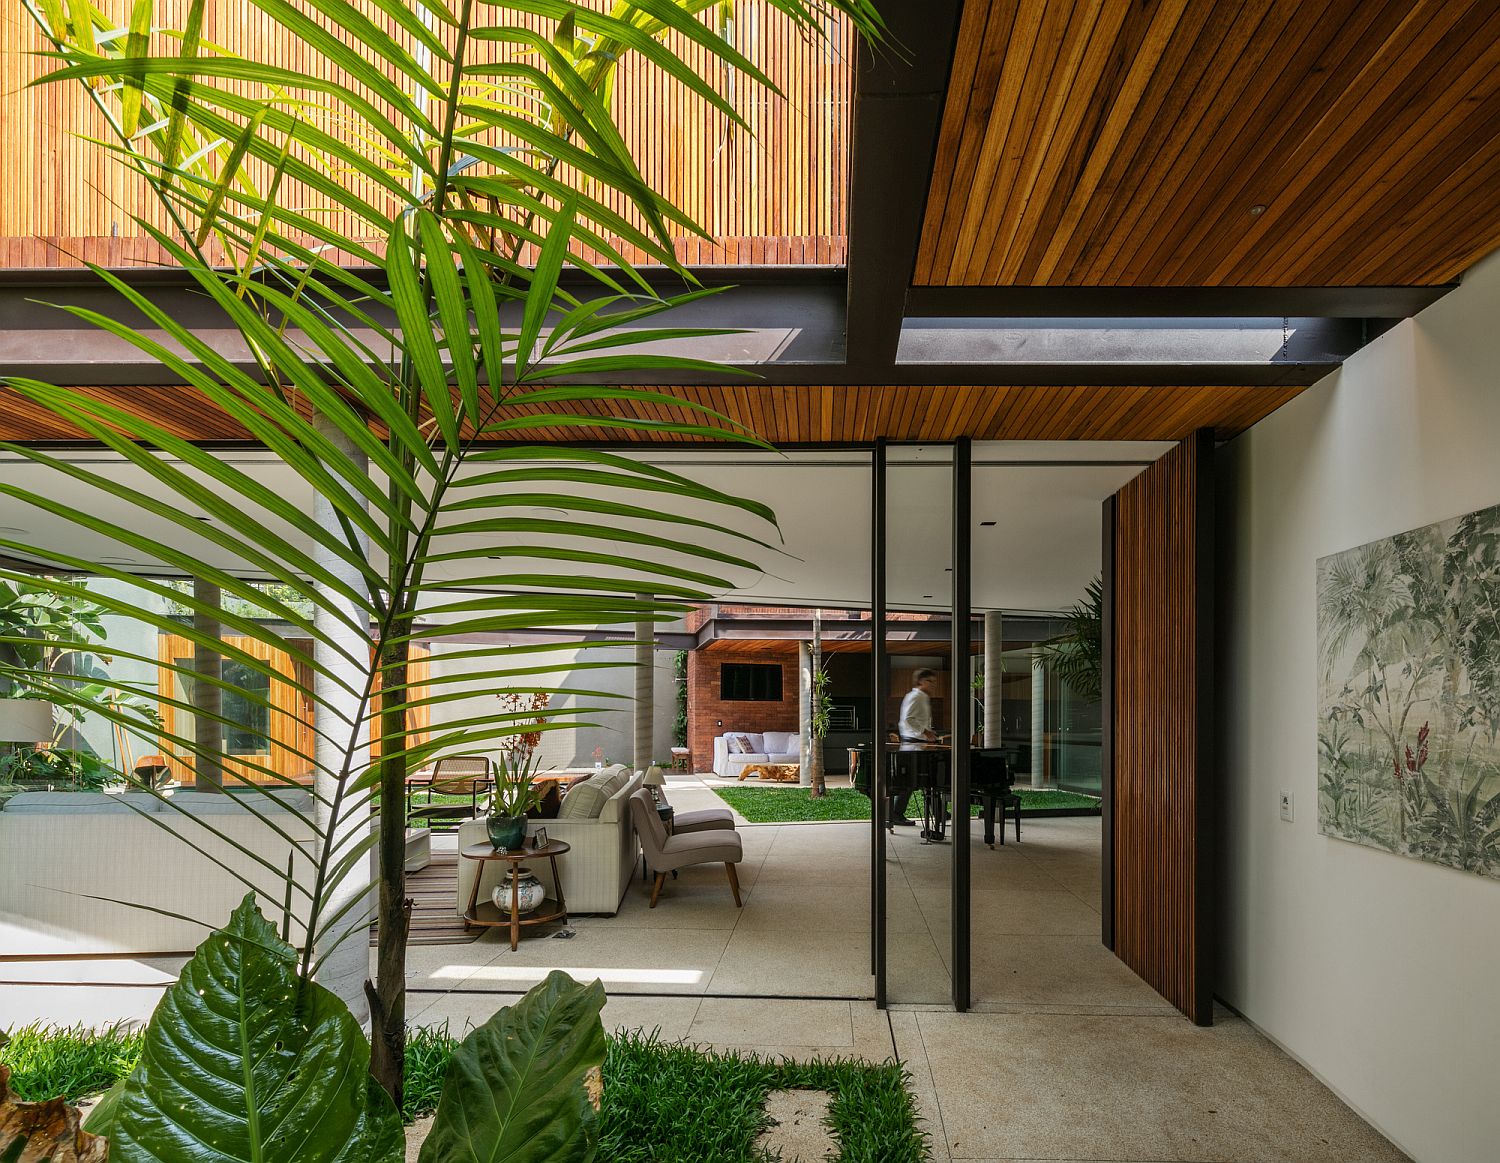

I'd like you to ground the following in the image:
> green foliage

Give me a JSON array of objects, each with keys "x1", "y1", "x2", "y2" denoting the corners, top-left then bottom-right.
[
  {"x1": 98, "y1": 895, "x2": 402, "y2": 1162},
  {"x1": 1037, "y1": 577, "x2": 1103, "y2": 701},
  {"x1": 0, "y1": 746, "x2": 120, "y2": 790},
  {"x1": 400, "y1": 1026, "x2": 456, "y2": 1125},
  {"x1": 16, "y1": 0, "x2": 888, "y2": 1116},
  {"x1": 713, "y1": 786, "x2": 1099, "y2": 823},
  {"x1": 810, "y1": 665, "x2": 833, "y2": 741},
  {"x1": 0, "y1": 1026, "x2": 142, "y2": 1105},
  {"x1": 599, "y1": 1031, "x2": 927, "y2": 1163},
  {"x1": 419, "y1": 971, "x2": 607, "y2": 1163},
  {"x1": 5, "y1": 1023, "x2": 928, "y2": 1160},
  {"x1": 672, "y1": 649, "x2": 689, "y2": 749}
]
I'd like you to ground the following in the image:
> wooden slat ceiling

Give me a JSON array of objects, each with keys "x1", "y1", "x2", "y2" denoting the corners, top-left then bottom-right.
[
  {"x1": 0, "y1": 2, "x2": 852, "y2": 269},
  {"x1": 918, "y1": 0, "x2": 1500, "y2": 287},
  {"x1": 0, "y1": 383, "x2": 1301, "y2": 444}
]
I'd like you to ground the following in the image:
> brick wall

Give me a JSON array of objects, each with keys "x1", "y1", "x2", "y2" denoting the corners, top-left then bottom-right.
[{"x1": 687, "y1": 645, "x2": 801, "y2": 773}]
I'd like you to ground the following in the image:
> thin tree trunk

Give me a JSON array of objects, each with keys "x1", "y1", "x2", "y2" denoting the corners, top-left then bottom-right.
[
  {"x1": 809, "y1": 609, "x2": 826, "y2": 798},
  {"x1": 370, "y1": 632, "x2": 412, "y2": 1108}
]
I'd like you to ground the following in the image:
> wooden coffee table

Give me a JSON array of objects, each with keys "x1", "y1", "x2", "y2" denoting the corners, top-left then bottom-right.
[
  {"x1": 461, "y1": 838, "x2": 570, "y2": 951},
  {"x1": 739, "y1": 763, "x2": 801, "y2": 783}
]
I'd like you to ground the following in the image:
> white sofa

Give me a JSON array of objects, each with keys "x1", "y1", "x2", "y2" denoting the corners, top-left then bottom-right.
[
  {"x1": 712, "y1": 730, "x2": 800, "y2": 779},
  {"x1": 456, "y1": 766, "x2": 640, "y2": 916},
  {"x1": 0, "y1": 788, "x2": 318, "y2": 956}
]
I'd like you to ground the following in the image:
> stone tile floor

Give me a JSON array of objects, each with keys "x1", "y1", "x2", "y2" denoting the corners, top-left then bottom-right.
[{"x1": 0, "y1": 772, "x2": 1409, "y2": 1161}]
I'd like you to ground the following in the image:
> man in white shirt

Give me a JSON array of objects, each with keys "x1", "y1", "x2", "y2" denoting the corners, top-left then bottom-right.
[{"x1": 891, "y1": 669, "x2": 939, "y2": 825}]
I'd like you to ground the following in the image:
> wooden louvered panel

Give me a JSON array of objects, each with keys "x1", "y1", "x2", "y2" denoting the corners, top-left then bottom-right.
[
  {"x1": 917, "y1": 0, "x2": 1500, "y2": 287},
  {"x1": 0, "y1": 383, "x2": 1302, "y2": 444},
  {"x1": 0, "y1": 2, "x2": 851, "y2": 268},
  {"x1": 1109, "y1": 431, "x2": 1212, "y2": 1024}
]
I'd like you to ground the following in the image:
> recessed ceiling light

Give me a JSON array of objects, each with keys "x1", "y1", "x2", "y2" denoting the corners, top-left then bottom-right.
[{"x1": 1249, "y1": 204, "x2": 1266, "y2": 215}]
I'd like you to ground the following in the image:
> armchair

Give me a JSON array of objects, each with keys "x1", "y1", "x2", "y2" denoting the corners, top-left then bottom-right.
[{"x1": 629, "y1": 789, "x2": 743, "y2": 908}]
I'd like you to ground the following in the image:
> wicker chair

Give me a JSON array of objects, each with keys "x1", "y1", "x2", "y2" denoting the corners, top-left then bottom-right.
[{"x1": 405, "y1": 755, "x2": 493, "y2": 830}]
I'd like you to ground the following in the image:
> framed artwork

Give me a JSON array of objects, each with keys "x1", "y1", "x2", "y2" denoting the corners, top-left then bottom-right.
[{"x1": 1317, "y1": 501, "x2": 1500, "y2": 879}]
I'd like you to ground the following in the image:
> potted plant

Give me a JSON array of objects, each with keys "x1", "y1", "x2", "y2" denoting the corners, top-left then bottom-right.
[{"x1": 488, "y1": 752, "x2": 544, "y2": 853}]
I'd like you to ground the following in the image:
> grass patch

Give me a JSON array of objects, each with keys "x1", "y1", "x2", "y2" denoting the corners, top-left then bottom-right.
[
  {"x1": 0, "y1": 1023, "x2": 144, "y2": 1103},
  {"x1": 714, "y1": 785, "x2": 1100, "y2": 823},
  {"x1": 1, "y1": 1022, "x2": 928, "y2": 1161},
  {"x1": 599, "y1": 1031, "x2": 926, "y2": 1163}
]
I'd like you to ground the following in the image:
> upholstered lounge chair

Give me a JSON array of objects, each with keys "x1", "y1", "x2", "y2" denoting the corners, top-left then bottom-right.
[{"x1": 629, "y1": 789, "x2": 743, "y2": 908}]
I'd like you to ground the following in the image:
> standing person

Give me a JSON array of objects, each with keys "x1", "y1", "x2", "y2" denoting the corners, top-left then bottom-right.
[{"x1": 891, "y1": 669, "x2": 939, "y2": 825}]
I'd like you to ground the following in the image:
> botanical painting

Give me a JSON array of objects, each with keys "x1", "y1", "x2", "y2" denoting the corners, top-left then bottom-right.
[{"x1": 1317, "y1": 503, "x2": 1500, "y2": 877}]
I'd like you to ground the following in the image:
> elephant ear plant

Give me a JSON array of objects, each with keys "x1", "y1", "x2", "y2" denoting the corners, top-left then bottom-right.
[{"x1": 5, "y1": 0, "x2": 885, "y2": 1157}]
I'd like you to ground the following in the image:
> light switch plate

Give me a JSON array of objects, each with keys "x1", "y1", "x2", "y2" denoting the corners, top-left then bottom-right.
[{"x1": 1279, "y1": 790, "x2": 1294, "y2": 822}]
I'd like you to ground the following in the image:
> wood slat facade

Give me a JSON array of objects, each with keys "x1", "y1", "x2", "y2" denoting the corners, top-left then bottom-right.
[
  {"x1": 0, "y1": 383, "x2": 1302, "y2": 444},
  {"x1": 1107, "y1": 430, "x2": 1213, "y2": 1024},
  {"x1": 917, "y1": 0, "x2": 1500, "y2": 287},
  {"x1": 0, "y1": 2, "x2": 852, "y2": 268}
]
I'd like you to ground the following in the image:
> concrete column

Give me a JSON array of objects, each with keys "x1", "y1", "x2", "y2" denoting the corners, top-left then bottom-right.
[
  {"x1": 633, "y1": 598, "x2": 653, "y2": 773},
  {"x1": 1030, "y1": 647, "x2": 1046, "y2": 789},
  {"x1": 312, "y1": 414, "x2": 373, "y2": 1024},
  {"x1": 192, "y1": 579, "x2": 223, "y2": 788},
  {"x1": 798, "y1": 641, "x2": 813, "y2": 784},
  {"x1": 982, "y1": 611, "x2": 1003, "y2": 749}
]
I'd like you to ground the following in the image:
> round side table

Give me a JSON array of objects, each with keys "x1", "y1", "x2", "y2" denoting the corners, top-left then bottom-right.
[{"x1": 461, "y1": 838, "x2": 571, "y2": 951}]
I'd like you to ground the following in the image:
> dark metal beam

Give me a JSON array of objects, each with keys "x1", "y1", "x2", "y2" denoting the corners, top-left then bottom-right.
[
  {"x1": 906, "y1": 283, "x2": 1456, "y2": 318},
  {"x1": 951, "y1": 436, "x2": 971, "y2": 1012},
  {"x1": 844, "y1": 0, "x2": 963, "y2": 363}
]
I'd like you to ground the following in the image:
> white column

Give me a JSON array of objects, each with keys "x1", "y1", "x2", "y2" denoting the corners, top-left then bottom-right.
[
  {"x1": 1030, "y1": 647, "x2": 1046, "y2": 789},
  {"x1": 798, "y1": 641, "x2": 813, "y2": 785},
  {"x1": 312, "y1": 413, "x2": 373, "y2": 1024},
  {"x1": 983, "y1": 611, "x2": 1003, "y2": 748},
  {"x1": 634, "y1": 599, "x2": 653, "y2": 773}
]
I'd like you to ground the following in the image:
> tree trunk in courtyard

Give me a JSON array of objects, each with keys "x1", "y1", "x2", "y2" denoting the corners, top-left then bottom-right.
[
  {"x1": 809, "y1": 609, "x2": 826, "y2": 798},
  {"x1": 192, "y1": 579, "x2": 223, "y2": 789}
]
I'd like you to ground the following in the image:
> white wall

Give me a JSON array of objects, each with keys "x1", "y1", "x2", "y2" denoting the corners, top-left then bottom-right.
[
  {"x1": 1219, "y1": 250, "x2": 1500, "y2": 1162},
  {"x1": 424, "y1": 641, "x2": 678, "y2": 771}
]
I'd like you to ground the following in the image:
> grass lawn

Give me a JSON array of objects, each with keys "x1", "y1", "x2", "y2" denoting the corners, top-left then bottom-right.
[
  {"x1": 2, "y1": 1022, "x2": 927, "y2": 1162},
  {"x1": 713, "y1": 785, "x2": 1101, "y2": 824}
]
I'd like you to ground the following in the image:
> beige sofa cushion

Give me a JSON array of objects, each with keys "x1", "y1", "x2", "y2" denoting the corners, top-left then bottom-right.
[{"x1": 559, "y1": 776, "x2": 610, "y2": 819}]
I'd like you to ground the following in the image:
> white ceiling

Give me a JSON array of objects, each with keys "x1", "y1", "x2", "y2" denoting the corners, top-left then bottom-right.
[{"x1": 0, "y1": 441, "x2": 1164, "y2": 614}]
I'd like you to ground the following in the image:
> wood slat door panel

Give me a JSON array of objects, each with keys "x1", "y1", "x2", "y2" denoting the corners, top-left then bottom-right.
[{"x1": 1106, "y1": 429, "x2": 1212, "y2": 1024}]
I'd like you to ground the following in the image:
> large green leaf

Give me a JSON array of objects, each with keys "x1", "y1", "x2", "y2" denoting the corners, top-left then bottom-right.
[
  {"x1": 418, "y1": 971, "x2": 606, "y2": 1163},
  {"x1": 108, "y1": 895, "x2": 403, "y2": 1163}
]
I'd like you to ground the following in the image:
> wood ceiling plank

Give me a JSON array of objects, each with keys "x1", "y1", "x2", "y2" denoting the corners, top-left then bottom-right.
[
  {"x1": 1009, "y1": 0, "x2": 1221, "y2": 284},
  {"x1": 1113, "y1": 0, "x2": 1392, "y2": 284},
  {"x1": 915, "y1": 0, "x2": 1011, "y2": 283},
  {"x1": 1015, "y1": 0, "x2": 1194, "y2": 285},
  {"x1": 943, "y1": 0, "x2": 1055, "y2": 283},
  {"x1": 1191, "y1": 0, "x2": 1481, "y2": 282},
  {"x1": 961, "y1": 0, "x2": 1112, "y2": 283},
  {"x1": 1360, "y1": 146, "x2": 1500, "y2": 285},
  {"x1": 1058, "y1": 0, "x2": 1276, "y2": 285},
  {"x1": 1258, "y1": 10, "x2": 1500, "y2": 285}
]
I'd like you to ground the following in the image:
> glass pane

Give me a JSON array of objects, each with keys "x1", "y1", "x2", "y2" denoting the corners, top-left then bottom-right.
[{"x1": 882, "y1": 446, "x2": 953, "y2": 1006}]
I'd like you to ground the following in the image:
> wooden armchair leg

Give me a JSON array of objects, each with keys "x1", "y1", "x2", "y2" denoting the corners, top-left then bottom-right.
[
  {"x1": 725, "y1": 862, "x2": 742, "y2": 907},
  {"x1": 650, "y1": 871, "x2": 667, "y2": 908}
]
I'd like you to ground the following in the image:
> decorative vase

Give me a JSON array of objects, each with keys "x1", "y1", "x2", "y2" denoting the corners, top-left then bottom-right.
[
  {"x1": 486, "y1": 813, "x2": 527, "y2": 853},
  {"x1": 492, "y1": 867, "x2": 546, "y2": 916}
]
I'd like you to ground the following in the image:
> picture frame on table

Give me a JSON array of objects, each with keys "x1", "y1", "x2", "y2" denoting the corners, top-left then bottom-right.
[{"x1": 532, "y1": 826, "x2": 549, "y2": 850}]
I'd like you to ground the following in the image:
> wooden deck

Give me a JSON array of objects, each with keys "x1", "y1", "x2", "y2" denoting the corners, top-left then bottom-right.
[{"x1": 371, "y1": 852, "x2": 478, "y2": 947}]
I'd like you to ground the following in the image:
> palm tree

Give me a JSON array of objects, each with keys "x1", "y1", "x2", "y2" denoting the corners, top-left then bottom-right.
[{"x1": 6, "y1": 0, "x2": 886, "y2": 1117}]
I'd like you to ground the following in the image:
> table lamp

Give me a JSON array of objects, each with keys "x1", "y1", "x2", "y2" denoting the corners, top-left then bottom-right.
[
  {"x1": 0, "y1": 698, "x2": 54, "y2": 744},
  {"x1": 642, "y1": 765, "x2": 667, "y2": 806}
]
